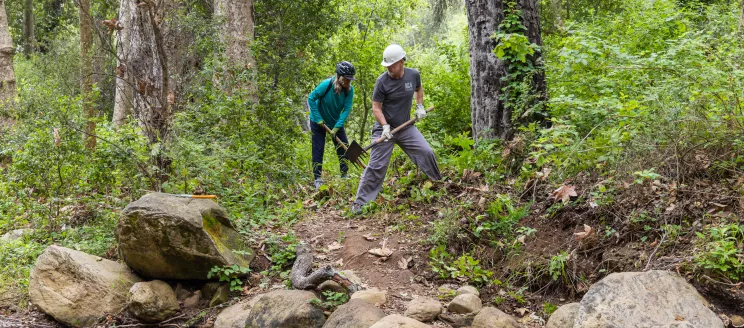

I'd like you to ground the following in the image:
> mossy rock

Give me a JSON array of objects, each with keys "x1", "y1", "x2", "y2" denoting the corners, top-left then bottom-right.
[{"x1": 116, "y1": 193, "x2": 254, "y2": 280}]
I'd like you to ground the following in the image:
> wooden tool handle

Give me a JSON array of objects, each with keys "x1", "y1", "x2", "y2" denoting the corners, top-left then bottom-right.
[
  {"x1": 320, "y1": 123, "x2": 349, "y2": 151},
  {"x1": 191, "y1": 195, "x2": 217, "y2": 199},
  {"x1": 365, "y1": 106, "x2": 435, "y2": 151}
]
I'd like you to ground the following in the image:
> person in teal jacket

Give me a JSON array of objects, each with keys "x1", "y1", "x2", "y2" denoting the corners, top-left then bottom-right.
[{"x1": 308, "y1": 61, "x2": 356, "y2": 189}]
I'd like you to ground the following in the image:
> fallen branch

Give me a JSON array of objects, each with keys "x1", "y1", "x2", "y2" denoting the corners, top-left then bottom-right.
[{"x1": 290, "y1": 243, "x2": 359, "y2": 293}]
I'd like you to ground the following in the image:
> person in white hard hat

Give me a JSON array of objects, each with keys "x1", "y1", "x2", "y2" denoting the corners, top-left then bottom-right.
[{"x1": 351, "y1": 44, "x2": 441, "y2": 215}]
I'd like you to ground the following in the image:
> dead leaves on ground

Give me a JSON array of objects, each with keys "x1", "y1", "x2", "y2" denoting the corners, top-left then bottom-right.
[
  {"x1": 368, "y1": 239, "x2": 393, "y2": 258},
  {"x1": 552, "y1": 184, "x2": 577, "y2": 204},
  {"x1": 397, "y1": 256, "x2": 413, "y2": 270}
]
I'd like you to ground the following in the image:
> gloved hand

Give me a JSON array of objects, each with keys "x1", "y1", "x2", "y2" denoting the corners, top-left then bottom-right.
[
  {"x1": 317, "y1": 119, "x2": 324, "y2": 125},
  {"x1": 415, "y1": 104, "x2": 426, "y2": 120},
  {"x1": 381, "y1": 124, "x2": 393, "y2": 141},
  {"x1": 331, "y1": 127, "x2": 339, "y2": 137}
]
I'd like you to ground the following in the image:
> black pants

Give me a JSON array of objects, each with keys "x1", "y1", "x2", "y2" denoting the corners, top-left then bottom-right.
[{"x1": 311, "y1": 121, "x2": 349, "y2": 180}]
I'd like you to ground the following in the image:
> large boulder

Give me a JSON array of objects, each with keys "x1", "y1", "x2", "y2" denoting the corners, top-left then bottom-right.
[
  {"x1": 323, "y1": 299, "x2": 385, "y2": 328},
  {"x1": 245, "y1": 290, "x2": 326, "y2": 328},
  {"x1": 116, "y1": 193, "x2": 254, "y2": 280},
  {"x1": 575, "y1": 270, "x2": 723, "y2": 328},
  {"x1": 29, "y1": 245, "x2": 142, "y2": 327},
  {"x1": 350, "y1": 288, "x2": 387, "y2": 306},
  {"x1": 546, "y1": 303, "x2": 579, "y2": 328},
  {"x1": 127, "y1": 280, "x2": 179, "y2": 322}
]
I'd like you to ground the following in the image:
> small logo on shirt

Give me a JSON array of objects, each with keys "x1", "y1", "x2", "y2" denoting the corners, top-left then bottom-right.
[{"x1": 405, "y1": 82, "x2": 413, "y2": 91}]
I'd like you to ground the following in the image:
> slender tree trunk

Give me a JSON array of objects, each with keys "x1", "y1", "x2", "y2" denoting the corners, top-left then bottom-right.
[
  {"x1": 466, "y1": 0, "x2": 546, "y2": 141},
  {"x1": 129, "y1": 0, "x2": 171, "y2": 181},
  {"x1": 213, "y1": 0, "x2": 256, "y2": 104},
  {"x1": 359, "y1": 87, "x2": 370, "y2": 142},
  {"x1": 466, "y1": 0, "x2": 508, "y2": 141},
  {"x1": 23, "y1": 0, "x2": 33, "y2": 57},
  {"x1": 740, "y1": 0, "x2": 744, "y2": 33},
  {"x1": 79, "y1": 0, "x2": 95, "y2": 149},
  {"x1": 113, "y1": 0, "x2": 133, "y2": 128},
  {"x1": 0, "y1": 0, "x2": 16, "y2": 108}
]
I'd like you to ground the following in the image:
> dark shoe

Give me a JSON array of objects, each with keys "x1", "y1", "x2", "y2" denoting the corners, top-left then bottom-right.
[{"x1": 350, "y1": 203, "x2": 363, "y2": 215}]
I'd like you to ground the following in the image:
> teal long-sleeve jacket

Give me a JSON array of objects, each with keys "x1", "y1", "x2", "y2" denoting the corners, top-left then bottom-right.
[{"x1": 308, "y1": 77, "x2": 354, "y2": 129}]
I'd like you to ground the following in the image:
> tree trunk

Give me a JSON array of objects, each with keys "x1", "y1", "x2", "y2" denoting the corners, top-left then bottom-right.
[
  {"x1": 128, "y1": 0, "x2": 172, "y2": 182},
  {"x1": 113, "y1": 0, "x2": 133, "y2": 128},
  {"x1": 0, "y1": 0, "x2": 16, "y2": 107},
  {"x1": 214, "y1": 0, "x2": 255, "y2": 97},
  {"x1": 23, "y1": 0, "x2": 33, "y2": 57},
  {"x1": 466, "y1": 0, "x2": 546, "y2": 141},
  {"x1": 740, "y1": 0, "x2": 744, "y2": 33},
  {"x1": 129, "y1": 0, "x2": 170, "y2": 144},
  {"x1": 79, "y1": 0, "x2": 95, "y2": 149},
  {"x1": 466, "y1": 0, "x2": 509, "y2": 141}
]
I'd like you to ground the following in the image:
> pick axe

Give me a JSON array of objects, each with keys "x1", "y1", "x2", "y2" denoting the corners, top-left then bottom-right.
[{"x1": 345, "y1": 106, "x2": 434, "y2": 168}]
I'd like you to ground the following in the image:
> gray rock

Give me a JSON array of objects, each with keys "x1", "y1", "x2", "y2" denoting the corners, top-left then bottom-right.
[
  {"x1": 575, "y1": 270, "x2": 723, "y2": 328},
  {"x1": 127, "y1": 280, "x2": 180, "y2": 323},
  {"x1": 184, "y1": 290, "x2": 201, "y2": 309},
  {"x1": 1, "y1": 228, "x2": 34, "y2": 242},
  {"x1": 209, "y1": 284, "x2": 230, "y2": 307},
  {"x1": 202, "y1": 282, "x2": 222, "y2": 300},
  {"x1": 369, "y1": 314, "x2": 431, "y2": 328},
  {"x1": 546, "y1": 303, "x2": 579, "y2": 328},
  {"x1": 323, "y1": 298, "x2": 385, "y2": 328},
  {"x1": 350, "y1": 288, "x2": 387, "y2": 306},
  {"x1": 116, "y1": 193, "x2": 254, "y2": 280},
  {"x1": 455, "y1": 285, "x2": 479, "y2": 297},
  {"x1": 448, "y1": 294, "x2": 482, "y2": 314},
  {"x1": 175, "y1": 283, "x2": 190, "y2": 301},
  {"x1": 215, "y1": 295, "x2": 263, "y2": 328},
  {"x1": 29, "y1": 245, "x2": 142, "y2": 327},
  {"x1": 404, "y1": 297, "x2": 442, "y2": 322},
  {"x1": 339, "y1": 270, "x2": 363, "y2": 286},
  {"x1": 245, "y1": 290, "x2": 325, "y2": 328},
  {"x1": 471, "y1": 307, "x2": 521, "y2": 328}
]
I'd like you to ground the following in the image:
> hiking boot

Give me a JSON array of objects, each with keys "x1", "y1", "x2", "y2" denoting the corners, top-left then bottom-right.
[
  {"x1": 314, "y1": 178, "x2": 325, "y2": 190},
  {"x1": 350, "y1": 203, "x2": 363, "y2": 215}
]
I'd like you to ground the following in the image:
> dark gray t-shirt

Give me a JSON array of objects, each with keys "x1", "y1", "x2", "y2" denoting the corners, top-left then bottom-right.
[{"x1": 372, "y1": 68, "x2": 422, "y2": 128}]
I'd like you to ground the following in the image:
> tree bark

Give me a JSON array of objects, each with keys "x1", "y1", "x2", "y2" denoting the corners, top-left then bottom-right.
[
  {"x1": 113, "y1": 0, "x2": 133, "y2": 128},
  {"x1": 740, "y1": 0, "x2": 744, "y2": 33},
  {"x1": 213, "y1": 0, "x2": 255, "y2": 97},
  {"x1": 519, "y1": 0, "x2": 548, "y2": 122},
  {"x1": 23, "y1": 0, "x2": 33, "y2": 57},
  {"x1": 466, "y1": 0, "x2": 546, "y2": 141},
  {"x1": 79, "y1": 0, "x2": 95, "y2": 149},
  {"x1": 129, "y1": 0, "x2": 170, "y2": 144},
  {"x1": 0, "y1": 0, "x2": 16, "y2": 109},
  {"x1": 466, "y1": 0, "x2": 508, "y2": 141}
]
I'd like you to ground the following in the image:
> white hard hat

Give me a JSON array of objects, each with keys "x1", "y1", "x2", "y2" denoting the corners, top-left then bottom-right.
[{"x1": 381, "y1": 44, "x2": 406, "y2": 67}]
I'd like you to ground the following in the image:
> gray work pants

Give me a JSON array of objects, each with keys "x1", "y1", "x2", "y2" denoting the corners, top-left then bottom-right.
[{"x1": 354, "y1": 125, "x2": 441, "y2": 206}]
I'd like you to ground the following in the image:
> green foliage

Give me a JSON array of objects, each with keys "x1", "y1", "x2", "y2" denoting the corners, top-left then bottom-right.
[
  {"x1": 543, "y1": 302, "x2": 558, "y2": 316},
  {"x1": 263, "y1": 233, "x2": 299, "y2": 273},
  {"x1": 429, "y1": 245, "x2": 494, "y2": 286},
  {"x1": 549, "y1": 251, "x2": 569, "y2": 282},
  {"x1": 473, "y1": 194, "x2": 530, "y2": 240},
  {"x1": 695, "y1": 223, "x2": 744, "y2": 280},
  {"x1": 208, "y1": 264, "x2": 251, "y2": 292},
  {"x1": 311, "y1": 291, "x2": 349, "y2": 311}
]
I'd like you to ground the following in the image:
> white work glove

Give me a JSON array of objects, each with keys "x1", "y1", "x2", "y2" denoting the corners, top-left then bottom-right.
[
  {"x1": 381, "y1": 124, "x2": 393, "y2": 141},
  {"x1": 415, "y1": 104, "x2": 427, "y2": 120}
]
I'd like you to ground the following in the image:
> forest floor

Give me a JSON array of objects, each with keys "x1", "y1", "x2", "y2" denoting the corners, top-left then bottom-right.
[{"x1": 2, "y1": 170, "x2": 744, "y2": 327}]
